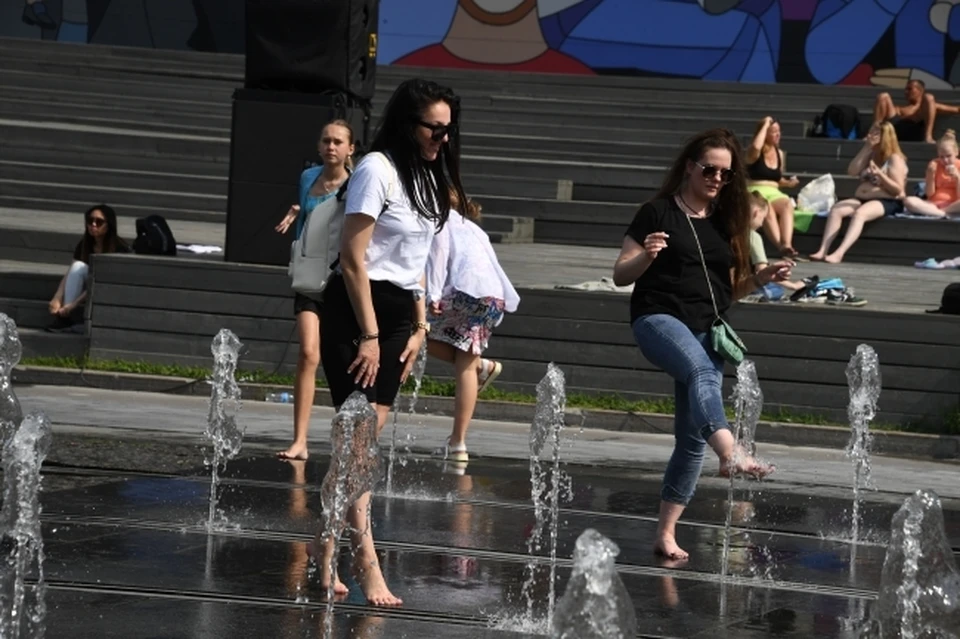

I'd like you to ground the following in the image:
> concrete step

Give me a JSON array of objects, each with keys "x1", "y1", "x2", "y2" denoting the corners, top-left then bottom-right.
[
  {"x1": 17, "y1": 327, "x2": 89, "y2": 360},
  {"x1": 0, "y1": 297, "x2": 52, "y2": 330},
  {"x1": 479, "y1": 214, "x2": 535, "y2": 244}
]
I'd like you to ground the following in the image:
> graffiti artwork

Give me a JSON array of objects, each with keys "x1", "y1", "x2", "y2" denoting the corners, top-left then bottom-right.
[{"x1": 3, "y1": 0, "x2": 960, "y2": 87}]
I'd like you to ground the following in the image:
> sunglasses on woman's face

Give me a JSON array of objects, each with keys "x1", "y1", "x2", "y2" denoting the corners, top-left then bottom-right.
[
  {"x1": 696, "y1": 161, "x2": 735, "y2": 184},
  {"x1": 87, "y1": 217, "x2": 106, "y2": 228},
  {"x1": 418, "y1": 121, "x2": 456, "y2": 142}
]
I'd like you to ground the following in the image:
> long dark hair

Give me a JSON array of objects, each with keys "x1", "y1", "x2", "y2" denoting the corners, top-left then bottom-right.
[
  {"x1": 78, "y1": 204, "x2": 127, "y2": 262},
  {"x1": 656, "y1": 128, "x2": 751, "y2": 285},
  {"x1": 369, "y1": 78, "x2": 467, "y2": 230}
]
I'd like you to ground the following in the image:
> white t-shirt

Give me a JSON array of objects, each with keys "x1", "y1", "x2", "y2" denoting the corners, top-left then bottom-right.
[{"x1": 344, "y1": 153, "x2": 437, "y2": 293}]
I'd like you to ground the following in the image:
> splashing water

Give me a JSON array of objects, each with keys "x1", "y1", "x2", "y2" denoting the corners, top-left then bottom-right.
[
  {"x1": 0, "y1": 412, "x2": 52, "y2": 639},
  {"x1": 318, "y1": 392, "x2": 382, "y2": 638},
  {"x1": 0, "y1": 313, "x2": 23, "y2": 448},
  {"x1": 519, "y1": 363, "x2": 566, "y2": 627},
  {"x1": 846, "y1": 345, "x2": 881, "y2": 550},
  {"x1": 550, "y1": 529, "x2": 636, "y2": 639},
  {"x1": 203, "y1": 329, "x2": 244, "y2": 531},
  {"x1": 859, "y1": 490, "x2": 960, "y2": 638},
  {"x1": 721, "y1": 360, "x2": 764, "y2": 582},
  {"x1": 385, "y1": 341, "x2": 427, "y2": 495}
]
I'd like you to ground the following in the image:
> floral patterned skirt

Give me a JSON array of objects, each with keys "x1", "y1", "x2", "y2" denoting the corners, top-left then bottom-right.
[{"x1": 429, "y1": 291, "x2": 505, "y2": 355}]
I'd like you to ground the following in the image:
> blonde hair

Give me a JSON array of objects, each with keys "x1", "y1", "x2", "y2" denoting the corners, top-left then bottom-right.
[
  {"x1": 322, "y1": 119, "x2": 355, "y2": 170},
  {"x1": 749, "y1": 191, "x2": 770, "y2": 213},
  {"x1": 875, "y1": 121, "x2": 905, "y2": 165},
  {"x1": 940, "y1": 129, "x2": 958, "y2": 154},
  {"x1": 448, "y1": 187, "x2": 482, "y2": 221}
]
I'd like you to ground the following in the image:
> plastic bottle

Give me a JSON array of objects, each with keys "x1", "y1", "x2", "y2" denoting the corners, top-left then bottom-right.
[{"x1": 265, "y1": 391, "x2": 293, "y2": 403}]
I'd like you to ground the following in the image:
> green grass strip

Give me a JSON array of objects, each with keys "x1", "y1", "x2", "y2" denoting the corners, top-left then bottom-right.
[{"x1": 18, "y1": 356, "x2": 957, "y2": 435}]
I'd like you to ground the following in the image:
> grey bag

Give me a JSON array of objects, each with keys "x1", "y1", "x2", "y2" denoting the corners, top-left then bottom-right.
[
  {"x1": 289, "y1": 186, "x2": 347, "y2": 298},
  {"x1": 288, "y1": 152, "x2": 395, "y2": 297}
]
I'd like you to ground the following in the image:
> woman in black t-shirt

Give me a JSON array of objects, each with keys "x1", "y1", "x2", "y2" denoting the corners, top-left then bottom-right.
[
  {"x1": 47, "y1": 204, "x2": 130, "y2": 332},
  {"x1": 613, "y1": 129, "x2": 793, "y2": 561}
]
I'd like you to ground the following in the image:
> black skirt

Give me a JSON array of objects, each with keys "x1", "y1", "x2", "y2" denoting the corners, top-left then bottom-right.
[{"x1": 320, "y1": 274, "x2": 413, "y2": 407}]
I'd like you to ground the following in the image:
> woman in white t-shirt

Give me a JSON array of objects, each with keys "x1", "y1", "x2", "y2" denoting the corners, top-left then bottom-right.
[
  {"x1": 426, "y1": 192, "x2": 519, "y2": 470},
  {"x1": 314, "y1": 78, "x2": 468, "y2": 607}
]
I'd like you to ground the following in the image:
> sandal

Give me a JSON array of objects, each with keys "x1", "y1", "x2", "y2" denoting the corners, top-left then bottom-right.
[{"x1": 478, "y1": 359, "x2": 502, "y2": 394}]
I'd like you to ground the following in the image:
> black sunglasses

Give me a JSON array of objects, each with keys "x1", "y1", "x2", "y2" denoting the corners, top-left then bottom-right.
[
  {"x1": 696, "y1": 161, "x2": 735, "y2": 184},
  {"x1": 418, "y1": 120, "x2": 456, "y2": 142},
  {"x1": 87, "y1": 217, "x2": 106, "y2": 227}
]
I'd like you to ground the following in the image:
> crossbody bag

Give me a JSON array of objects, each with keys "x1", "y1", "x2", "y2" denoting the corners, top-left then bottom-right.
[{"x1": 682, "y1": 211, "x2": 747, "y2": 366}]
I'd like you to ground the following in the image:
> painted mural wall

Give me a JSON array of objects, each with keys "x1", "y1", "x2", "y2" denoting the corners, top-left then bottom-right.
[{"x1": 3, "y1": 0, "x2": 960, "y2": 88}]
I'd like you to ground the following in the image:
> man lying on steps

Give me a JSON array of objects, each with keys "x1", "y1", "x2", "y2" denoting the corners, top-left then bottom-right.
[{"x1": 873, "y1": 79, "x2": 959, "y2": 144}]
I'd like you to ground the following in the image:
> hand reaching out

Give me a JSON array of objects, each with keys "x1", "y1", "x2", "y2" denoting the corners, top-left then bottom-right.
[{"x1": 275, "y1": 204, "x2": 300, "y2": 234}]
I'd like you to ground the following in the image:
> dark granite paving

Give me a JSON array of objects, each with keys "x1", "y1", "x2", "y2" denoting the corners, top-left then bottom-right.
[{"x1": 6, "y1": 436, "x2": 958, "y2": 637}]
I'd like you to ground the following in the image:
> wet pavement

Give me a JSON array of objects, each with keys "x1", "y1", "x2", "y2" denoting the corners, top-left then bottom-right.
[{"x1": 6, "y1": 386, "x2": 960, "y2": 637}]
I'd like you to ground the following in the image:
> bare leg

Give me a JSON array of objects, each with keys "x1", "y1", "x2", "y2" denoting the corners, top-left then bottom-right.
[
  {"x1": 428, "y1": 338, "x2": 485, "y2": 376},
  {"x1": 349, "y1": 404, "x2": 403, "y2": 606},
  {"x1": 307, "y1": 535, "x2": 349, "y2": 596},
  {"x1": 762, "y1": 204, "x2": 782, "y2": 249},
  {"x1": 810, "y1": 199, "x2": 858, "y2": 260},
  {"x1": 655, "y1": 501, "x2": 689, "y2": 560},
  {"x1": 873, "y1": 92, "x2": 896, "y2": 124},
  {"x1": 774, "y1": 197, "x2": 796, "y2": 251},
  {"x1": 902, "y1": 195, "x2": 947, "y2": 218},
  {"x1": 825, "y1": 201, "x2": 886, "y2": 263},
  {"x1": 450, "y1": 350, "x2": 480, "y2": 448},
  {"x1": 923, "y1": 93, "x2": 938, "y2": 143},
  {"x1": 277, "y1": 311, "x2": 320, "y2": 460}
]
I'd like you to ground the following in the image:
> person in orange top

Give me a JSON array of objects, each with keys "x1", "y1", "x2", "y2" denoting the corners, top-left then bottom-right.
[{"x1": 902, "y1": 130, "x2": 960, "y2": 218}]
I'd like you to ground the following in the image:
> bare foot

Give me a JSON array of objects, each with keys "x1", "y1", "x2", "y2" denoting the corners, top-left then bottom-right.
[
  {"x1": 653, "y1": 534, "x2": 689, "y2": 561},
  {"x1": 720, "y1": 451, "x2": 776, "y2": 480},
  {"x1": 277, "y1": 443, "x2": 309, "y2": 461},
  {"x1": 823, "y1": 253, "x2": 843, "y2": 264},
  {"x1": 307, "y1": 538, "x2": 348, "y2": 596},
  {"x1": 354, "y1": 558, "x2": 403, "y2": 606},
  {"x1": 808, "y1": 252, "x2": 825, "y2": 262}
]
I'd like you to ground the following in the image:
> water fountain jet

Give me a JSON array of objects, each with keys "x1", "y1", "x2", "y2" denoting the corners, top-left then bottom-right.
[
  {"x1": 859, "y1": 489, "x2": 960, "y2": 638},
  {"x1": 721, "y1": 360, "x2": 764, "y2": 582},
  {"x1": 846, "y1": 344, "x2": 881, "y2": 550},
  {"x1": 203, "y1": 329, "x2": 244, "y2": 531},
  {"x1": 0, "y1": 313, "x2": 24, "y2": 447},
  {"x1": 0, "y1": 412, "x2": 52, "y2": 639},
  {"x1": 385, "y1": 341, "x2": 427, "y2": 495},
  {"x1": 550, "y1": 528, "x2": 636, "y2": 639},
  {"x1": 318, "y1": 392, "x2": 382, "y2": 638},
  {"x1": 519, "y1": 363, "x2": 566, "y2": 627}
]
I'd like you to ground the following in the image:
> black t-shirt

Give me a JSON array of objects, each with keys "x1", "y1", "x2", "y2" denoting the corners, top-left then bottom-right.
[{"x1": 625, "y1": 197, "x2": 733, "y2": 332}]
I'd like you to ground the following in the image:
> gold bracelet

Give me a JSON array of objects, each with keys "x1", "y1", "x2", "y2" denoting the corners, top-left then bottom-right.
[{"x1": 413, "y1": 321, "x2": 430, "y2": 334}]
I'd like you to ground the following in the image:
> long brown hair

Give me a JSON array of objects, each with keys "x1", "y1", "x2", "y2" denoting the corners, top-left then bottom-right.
[{"x1": 656, "y1": 128, "x2": 752, "y2": 284}]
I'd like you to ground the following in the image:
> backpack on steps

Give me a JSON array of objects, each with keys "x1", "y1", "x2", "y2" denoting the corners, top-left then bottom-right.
[
  {"x1": 133, "y1": 215, "x2": 177, "y2": 256},
  {"x1": 811, "y1": 104, "x2": 861, "y2": 140}
]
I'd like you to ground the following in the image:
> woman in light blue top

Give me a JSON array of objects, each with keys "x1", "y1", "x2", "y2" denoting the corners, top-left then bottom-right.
[{"x1": 274, "y1": 119, "x2": 354, "y2": 461}]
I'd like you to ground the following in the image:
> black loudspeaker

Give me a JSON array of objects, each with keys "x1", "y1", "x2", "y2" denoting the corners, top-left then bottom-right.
[
  {"x1": 224, "y1": 89, "x2": 369, "y2": 266},
  {"x1": 245, "y1": 0, "x2": 380, "y2": 101}
]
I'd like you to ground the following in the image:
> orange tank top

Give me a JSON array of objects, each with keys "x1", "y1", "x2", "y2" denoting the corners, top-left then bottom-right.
[{"x1": 930, "y1": 160, "x2": 960, "y2": 205}]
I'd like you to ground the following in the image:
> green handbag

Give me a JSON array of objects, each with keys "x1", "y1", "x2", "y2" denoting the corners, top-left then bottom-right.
[{"x1": 683, "y1": 211, "x2": 748, "y2": 366}]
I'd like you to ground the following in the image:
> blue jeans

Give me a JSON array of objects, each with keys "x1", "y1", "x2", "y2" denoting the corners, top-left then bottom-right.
[{"x1": 632, "y1": 314, "x2": 730, "y2": 505}]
